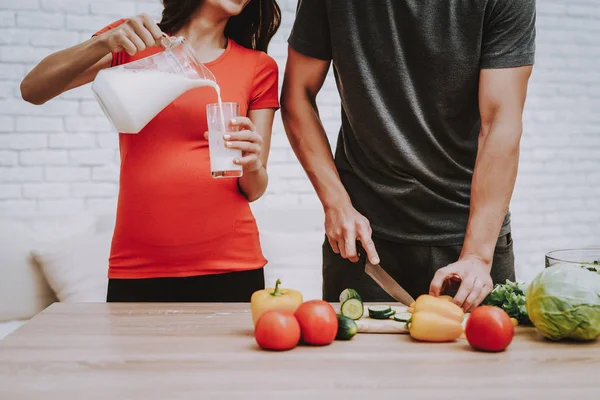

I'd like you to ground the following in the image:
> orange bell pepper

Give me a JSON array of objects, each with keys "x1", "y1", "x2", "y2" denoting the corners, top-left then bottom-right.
[
  {"x1": 250, "y1": 279, "x2": 303, "y2": 326},
  {"x1": 409, "y1": 294, "x2": 465, "y2": 342}
]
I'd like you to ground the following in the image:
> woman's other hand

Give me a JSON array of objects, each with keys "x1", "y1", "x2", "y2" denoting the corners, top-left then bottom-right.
[
  {"x1": 100, "y1": 14, "x2": 164, "y2": 56},
  {"x1": 204, "y1": 117, "x2": 265, "y2": 173}
]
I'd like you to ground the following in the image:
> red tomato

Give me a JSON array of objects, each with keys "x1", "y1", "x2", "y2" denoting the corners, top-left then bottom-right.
[
  {"x1": 294, "y1": 300, "x2": 338, "y2": 346},
  {"x1": 465, "y1": 305, "x2": 514, "y2": 352},
  {"x1": 254, "y1": 310, "x2": 301, "y2": 351}
]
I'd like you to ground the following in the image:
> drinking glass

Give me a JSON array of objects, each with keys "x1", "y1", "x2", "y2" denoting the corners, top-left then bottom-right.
[{"x1": 206, "y1": 102, "x2": 243, "y2": 178}]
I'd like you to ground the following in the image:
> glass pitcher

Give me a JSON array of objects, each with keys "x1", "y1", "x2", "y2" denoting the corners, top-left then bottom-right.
[{"x1": 92, "y1": 35, "x2": 218, "y2": 134}]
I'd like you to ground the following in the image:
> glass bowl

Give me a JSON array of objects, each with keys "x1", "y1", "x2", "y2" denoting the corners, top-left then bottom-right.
[{"x1": 545, "y1": 248, "x2": 600, "y2": 270}]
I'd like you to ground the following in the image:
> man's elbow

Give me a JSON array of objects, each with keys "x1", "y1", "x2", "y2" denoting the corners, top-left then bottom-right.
[
  {"x1": 280, "y1": 85, "x2": 294, "y2": 122},
  {"x1": 479, "y1": 118, "x2": 523, "y2": 154},
  {"x1": 281, "y1": 84, "x2": 316, "y2": 129}
]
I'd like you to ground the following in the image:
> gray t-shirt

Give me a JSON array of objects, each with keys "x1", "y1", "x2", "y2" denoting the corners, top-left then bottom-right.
[{"x1": 288, "y1": 0, "x2": 536, "y2": 245}]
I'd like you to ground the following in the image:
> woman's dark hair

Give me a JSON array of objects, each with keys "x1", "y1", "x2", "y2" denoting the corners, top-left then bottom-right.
[{"x1": 158, "y1": 0, "x2": 281, "y2": 53}]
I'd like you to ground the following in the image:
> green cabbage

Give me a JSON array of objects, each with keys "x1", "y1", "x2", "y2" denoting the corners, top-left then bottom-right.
[{"x1": 526, "y1": 264, "x2": 600, "y2": 341}]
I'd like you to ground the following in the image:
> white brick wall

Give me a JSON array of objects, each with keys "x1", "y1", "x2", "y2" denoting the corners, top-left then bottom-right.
[{"x1": 0, "y1": 0, "x2": 599, "y2": 283}]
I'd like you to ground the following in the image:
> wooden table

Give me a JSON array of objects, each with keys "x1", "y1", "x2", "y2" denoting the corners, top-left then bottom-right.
[{"x1": 1, "y1": 303, "x2": 599, "y2": 399}]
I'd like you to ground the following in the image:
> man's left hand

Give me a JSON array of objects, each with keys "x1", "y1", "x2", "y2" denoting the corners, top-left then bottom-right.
[{"x1": 429, "y1": 254, "x2": 493, "y2": 312}]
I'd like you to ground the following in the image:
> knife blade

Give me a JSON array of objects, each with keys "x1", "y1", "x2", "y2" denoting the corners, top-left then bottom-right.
[{"x1": 365, "y1": 261, "x2": 416, "y2": 307}]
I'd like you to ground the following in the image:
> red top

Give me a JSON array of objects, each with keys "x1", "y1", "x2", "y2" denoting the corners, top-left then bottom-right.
[{"x1": 94, "y1": 20, "x2": 279, "y2": 279}]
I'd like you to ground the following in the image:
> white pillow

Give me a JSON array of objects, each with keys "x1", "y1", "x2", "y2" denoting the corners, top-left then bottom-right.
[
  {"x1": 0, "y1": 214, "x2": 97, "y2": 322},
  {"x1": 260, "y1": 229, "x2": 325, "y2": 301},
  {"x1": 95, "y1": 213, "x2": 116, "y2": 234},
  {"x1": 0, "y1": 222, "x2": 57, "y2": 321},
  {"x1": 252, "y1": 205, "x2": 324, "y2": 232},
  {"x1": 31, "y1": 231, "x2": 112, "y2": 303},
  {"x1": 26, "y1": 214, "x2": 97, "y2": 242}
]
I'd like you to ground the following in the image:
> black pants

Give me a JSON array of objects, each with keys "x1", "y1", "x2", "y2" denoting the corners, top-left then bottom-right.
[
  {"x1": 106, "y1": 268, "x2": 265, "y2": 302},
  {"x1": 322, "y1": 233, "x2": 515, "y2": 302}
]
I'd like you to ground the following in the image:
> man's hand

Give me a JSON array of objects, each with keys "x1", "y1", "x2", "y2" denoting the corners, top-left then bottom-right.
[
  {"x1": 429, "y1": 66, "x2": 532, "y2": 313},
  {"x1": 429, "y1": 254, "x2": 493, "y2": 312},
  {"x1": 282, "y1": 46, "x2": 382, "y2": 265},
  {"x1": 325, "y1": 204, "x2": 380, "y2": 266}
]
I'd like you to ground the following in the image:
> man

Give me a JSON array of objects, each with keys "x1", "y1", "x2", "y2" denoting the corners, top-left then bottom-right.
[{"x1": 280, "y1": 0, "x2": 535, "y2": 311}]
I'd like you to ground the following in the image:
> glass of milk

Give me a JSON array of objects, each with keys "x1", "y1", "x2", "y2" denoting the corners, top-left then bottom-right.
[{"x1": 206, "y1": 102, "x2": 243, "y2": 179}]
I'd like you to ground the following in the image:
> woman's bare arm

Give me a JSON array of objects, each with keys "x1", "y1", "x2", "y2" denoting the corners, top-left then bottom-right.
[
  {"x1": 21, "y1": 14, "x2": 163, "y2": 105},
  {"x1": 235, "y1": 108, "x2": 275, "y2": 202},
  {"x1": 21, "y1": 39, "x2": 112, "y2": 105}
]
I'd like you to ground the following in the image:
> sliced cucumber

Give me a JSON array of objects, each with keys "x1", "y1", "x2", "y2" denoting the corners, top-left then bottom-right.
[
  {"x1": 393, "y1": 312, "x2": 412, "y2": 323},
  {"x1": 339, "y1": 288, "x2": 362, "y2": 304},
  {"x1": 368, "y1": 305, "x2": 395, "y2": 319},
  {"x1": 339, "y1": 288, "x2": 364, "y2": 320},
  {"x1": 336, "y1": 314, "x2": 358, "y2": 340},
  {"x1": 370, "y1": 310, "x2": 396, "y2": 319},
  {"x1": 340, "y1": 298, "x2": 364, "y2": 320},
  {"x1": 368, "y1": 305, "x2": 391, "y2": 314}
]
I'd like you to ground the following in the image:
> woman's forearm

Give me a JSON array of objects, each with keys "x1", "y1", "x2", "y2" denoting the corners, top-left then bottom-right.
[
  {"x1": 238, "y1": 166, "x2": 268, "y2": 202},
  {"x1": 21, "y1": 35, "x2": 111, "y2": 105},
  {"x1": 22, "y1": 15, "x2": 165, "y2": 105}
]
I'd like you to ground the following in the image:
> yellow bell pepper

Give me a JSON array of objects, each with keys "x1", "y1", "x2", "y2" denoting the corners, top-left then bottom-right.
[
  {"x1": 250, "y1": 278, "x2": 303, "y2": 326},
  {"x1": 409, "y1": 294, "x2": 465, "y2": 342}
]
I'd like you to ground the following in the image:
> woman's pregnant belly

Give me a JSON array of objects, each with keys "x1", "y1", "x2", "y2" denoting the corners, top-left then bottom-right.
[{"x1": 109, "y1": 141, "x2": 262, "y2": 275}]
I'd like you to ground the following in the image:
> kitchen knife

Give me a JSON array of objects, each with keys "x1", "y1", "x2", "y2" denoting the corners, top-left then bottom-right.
[{"x1": 365, "y1": 261, "x2": 416, "y2": 307}]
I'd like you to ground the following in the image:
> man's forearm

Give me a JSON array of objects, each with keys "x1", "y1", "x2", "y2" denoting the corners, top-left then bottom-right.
[
  {"x1": 461, "y1": 118, "x2": 522, "y2": 265},
  {"x1": 281, "y1": 94, "x2": 351, "y2": 211}
]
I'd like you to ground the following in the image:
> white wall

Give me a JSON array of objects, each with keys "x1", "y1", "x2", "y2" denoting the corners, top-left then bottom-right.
[
  {"x1": 0, "y1": 0, "x2": 599, "y2": 283},
  {"x1": 510, "y1": 1, "x2": 600, "y2": 280}
]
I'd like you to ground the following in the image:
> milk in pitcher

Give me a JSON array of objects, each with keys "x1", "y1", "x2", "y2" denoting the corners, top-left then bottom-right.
[{"x1": 93, "y1": 68, "x2": 221, "y2": 134}]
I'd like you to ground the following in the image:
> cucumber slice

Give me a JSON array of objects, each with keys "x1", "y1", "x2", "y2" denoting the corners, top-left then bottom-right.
[
  {"x1": 340, "y1": 298, "x2": 364, "y2": 320},
  {"x1": 339, "y1": 288, "x2": 362, "y2": 304},
  {"x1": 368, "y1": 305, "x2": 391, "y2": 314},
  {"x1": 369, "y1": 309, "x2": 396, "y2": 319},
  {"x1": 393, "y1": 312, "x2": 412, "y2": 322},
  {"x1": 368, "y1": 305, "x2": 395, "y2": 319},
  {"x1": 336, "y1": 314, "x2": 358, "y2": 340}
]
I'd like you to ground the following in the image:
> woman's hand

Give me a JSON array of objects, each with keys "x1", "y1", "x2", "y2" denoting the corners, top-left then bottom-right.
[
  {"x1": 205, "y1": 117, "x2": 265, "y2": 173},
  {"x1": 21, "y1": 14, "x2": 164, "y2": 106},
  {"x1": 100, "y1": 14, "x2": 163, "y2": 56}
]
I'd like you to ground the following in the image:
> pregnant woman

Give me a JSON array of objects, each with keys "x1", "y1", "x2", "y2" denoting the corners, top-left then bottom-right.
[{"x1": 20, "y1": 0, "x2": 281, "y2": 302}]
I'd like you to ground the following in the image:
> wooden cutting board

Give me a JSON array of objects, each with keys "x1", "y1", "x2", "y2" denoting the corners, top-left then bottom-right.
[{"x1": 352, "y1": 305, "x2": 470, "y2": 334}]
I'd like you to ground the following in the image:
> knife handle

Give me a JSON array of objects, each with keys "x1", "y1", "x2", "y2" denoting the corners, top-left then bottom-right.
[
  {"x1": 356, "y1": 241, "x2": 367, "y2": 260},
  {"x1": 441, "y1": 274, "x2": 461, "y2": 296}
]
